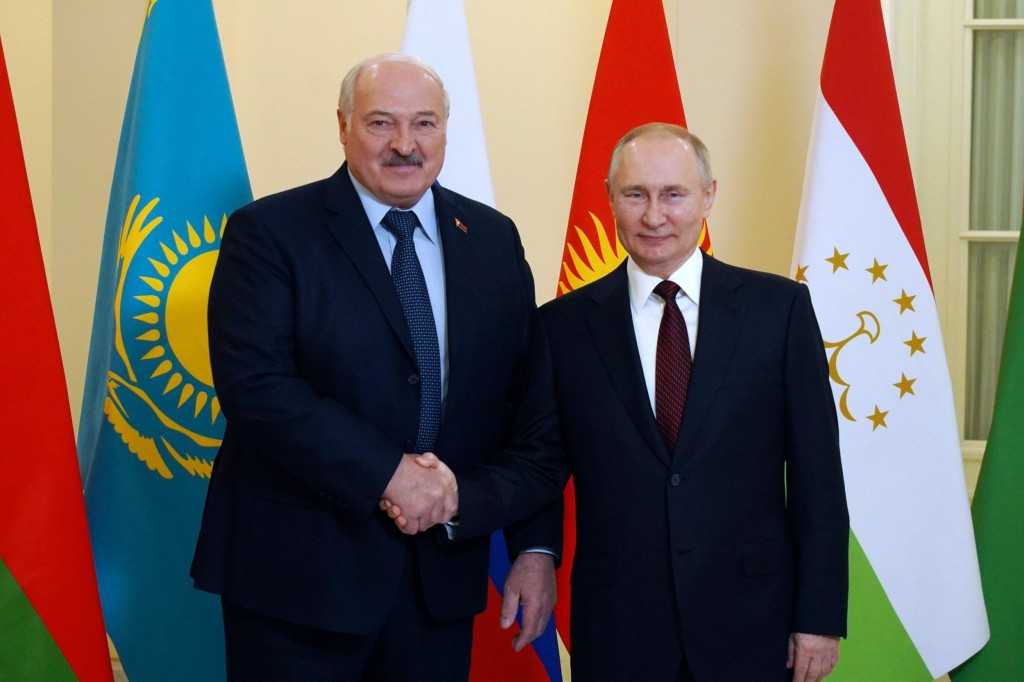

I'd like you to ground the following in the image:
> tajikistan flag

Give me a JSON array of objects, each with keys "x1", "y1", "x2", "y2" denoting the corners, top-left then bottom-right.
[{"x1": 791, "y1": 1, "x2": 989, "y2": 679}]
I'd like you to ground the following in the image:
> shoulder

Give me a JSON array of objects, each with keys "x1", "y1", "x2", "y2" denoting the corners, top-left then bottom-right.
[
  {"x1": 705, "y1": 255, "x2": 806, "y2": 301},
  {"x1": 234, "y1": 177, "x2": 332, "y2": 222},
  {"x1": 540, "y1": 263, "x2": 627, "y2": 317},
  {"x1": 434, "y1": 185, "x2": 515, "y2": 230}
]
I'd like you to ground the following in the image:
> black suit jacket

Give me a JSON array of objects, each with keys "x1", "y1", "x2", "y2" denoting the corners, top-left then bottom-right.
[
  {"x1": 191, "y1": 165, "x2": 560, "y2": 635},
  {"x1": 460, "y1": 253, "x2": 848, "y2": 680}
]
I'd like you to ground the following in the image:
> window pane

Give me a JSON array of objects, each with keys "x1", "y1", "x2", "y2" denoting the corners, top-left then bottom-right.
[
  {"x1": 974, "y1": 0, "x2": 1024, "y2": 19},
  {"x1": 970, "y1": 30, "x2": 1024, "y2": 232},
  {"x1": 965, "y1": 241, "x2": 1018, "y2": 439}
]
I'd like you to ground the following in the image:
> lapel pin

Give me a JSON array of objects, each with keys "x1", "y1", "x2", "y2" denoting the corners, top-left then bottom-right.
[{"x1": 455, "y1": 218, "x2": 469, "y2": 233}]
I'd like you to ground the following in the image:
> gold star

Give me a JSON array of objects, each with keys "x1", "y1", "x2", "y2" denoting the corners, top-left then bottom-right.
[
  {"x1": 825, "y1": 247, "x2": 850, "y2": 273},
  {"x1": 904, "y1": 332, "x2": 926, "y2": 356},
  {"x1": 795, "y1": 264, "x2": 809, "y2": 282},
  {"x1": 867, "y1": 405, "x2": 889, "y2": 431},
  {"x1": 866, "y1": 259, "x2": 888, "y2": 283},
  {"x1": 893, "y1": 373, "x2": 916, "y2": 398},
  {"x1": 893, "y1": 289, "x2": 916, "y2": 314}
]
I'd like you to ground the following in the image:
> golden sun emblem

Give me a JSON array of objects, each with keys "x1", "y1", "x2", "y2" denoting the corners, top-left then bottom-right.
[
  {"x1": 558, "y1": 213, "x2": 626, "y2": 294},
  {"x1": 105, "y1": 195, "x2": 225, "y2": 479}
]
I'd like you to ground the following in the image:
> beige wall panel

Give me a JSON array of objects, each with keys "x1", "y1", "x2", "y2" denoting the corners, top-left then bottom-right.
[
  {"x1": 672, "y1": 0, "x2": 834, "y2": 275},
  {"x1": 1, "y1": 3, "x2": 52, "y2": 262}
]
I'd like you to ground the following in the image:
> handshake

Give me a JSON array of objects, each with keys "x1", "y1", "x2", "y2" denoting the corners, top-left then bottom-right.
[{"x1": 379, "y1": 452, "x2": 458, "y2": 535}]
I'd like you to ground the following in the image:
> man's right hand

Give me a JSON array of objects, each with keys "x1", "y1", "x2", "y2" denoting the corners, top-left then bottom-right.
[{"x1": 380, "y1": 453, "x2": 457, "y2": 534}]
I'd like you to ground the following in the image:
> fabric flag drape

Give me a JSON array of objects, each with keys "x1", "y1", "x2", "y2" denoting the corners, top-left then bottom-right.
[
  {"x1": 952, "y1": 217, "x2": 1024, "y2": 680},
  {"x1": 558, "y1": 0, "x2": 709, "y2": 296},
  {"x1": 77, "y1": 1, "x2": 252, "y2": 680},
  {"x1": 0, "y1": 36, "x2": 113, "y2": 682},
  {"x1": 554, "y1": 0, "x2": 708, "y2": 671},
  {"x1": 791, "y1": 1, "x2": 988, "y2": 678},
  {"x1": 400, "y1": 2, "x2": 562, "y2": 679}
]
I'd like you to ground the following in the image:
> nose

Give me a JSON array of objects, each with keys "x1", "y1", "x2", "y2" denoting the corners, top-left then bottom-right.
[
  {"x1": 642, "y1": 199, "x2": 664, "y2": 229},
  {"x1": 391, "y1": 123, "x2": 415, "y2": 157}
]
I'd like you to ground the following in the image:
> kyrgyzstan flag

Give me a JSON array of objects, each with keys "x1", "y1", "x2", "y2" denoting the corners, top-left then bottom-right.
[
  {"x1": 791, "y1": 1, "x2": 989, "y2": 679},
  {"x1": 554, "y1": 0, "x2": 710, "y2": 672},
  {"x1": 0, "y1": 37, "x2": 113, "y2": 682}
]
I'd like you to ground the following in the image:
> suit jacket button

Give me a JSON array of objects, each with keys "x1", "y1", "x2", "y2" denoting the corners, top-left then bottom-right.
[
  {"x1": 408, "y1": 374, "x2": 420, "y2": 385},
  {"x1": 670, "y1": 474, "x2": 681, "y2": 487}
]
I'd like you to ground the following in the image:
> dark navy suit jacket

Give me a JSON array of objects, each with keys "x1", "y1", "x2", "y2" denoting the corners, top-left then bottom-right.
[
  {"x1": 191, "y1": 165, "x2": 560, "y2": 634},
  {"x1": 460, "y1": 253, "x2": 849, "y2": 680}
]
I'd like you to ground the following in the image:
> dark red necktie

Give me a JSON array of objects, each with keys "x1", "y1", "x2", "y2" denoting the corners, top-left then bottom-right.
[{"x1": 653, "y1": 280, "x2": 692, "y2": 452}]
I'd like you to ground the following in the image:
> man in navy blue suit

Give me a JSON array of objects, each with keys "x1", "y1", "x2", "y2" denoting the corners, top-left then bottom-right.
[
  {"x1": 388, "y1": 123, "x2": 849, "y2": 682},
  {"x1": 191, "y1": 54, "x2": 559, "y2": 681}
]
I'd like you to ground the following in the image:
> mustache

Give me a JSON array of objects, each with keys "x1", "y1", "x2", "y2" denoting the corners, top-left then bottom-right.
[{"x1": 384, "y1": 153, "x2": 423, "y2": 168}]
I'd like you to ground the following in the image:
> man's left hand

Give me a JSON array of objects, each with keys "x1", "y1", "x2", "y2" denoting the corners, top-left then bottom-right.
[
  {"x1": 787, "y1": 632, "x2": 840, "y2": 682},
  {"x1": 500, "y1": 552, "x2": 557, "y2": 652}
]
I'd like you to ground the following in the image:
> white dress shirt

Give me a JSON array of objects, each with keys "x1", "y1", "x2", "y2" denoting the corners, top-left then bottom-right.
[{"x1": 627, "y1": 250, "x2": 703, "y2": 414}]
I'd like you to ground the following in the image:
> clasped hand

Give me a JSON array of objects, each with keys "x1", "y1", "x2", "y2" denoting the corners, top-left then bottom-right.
[{"x1": 379, "y1": 452, "x2": 457, "y2": 534}]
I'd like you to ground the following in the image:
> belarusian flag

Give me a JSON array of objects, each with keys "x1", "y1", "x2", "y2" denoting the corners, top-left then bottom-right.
[
  {"x1": 554, "y1": 0, "x2": 709, "y2": 672},
  {"x1": 400, "y1": 1, "x2": 562, "y2": 679},
  {"x1": 0, "y1": 37, "x2": 113, "y2": 681},
  {"x1": 791, "y1": 1, "x2": 988, "y2": 678},
  {"x1": 952, "y1": 217, "x2": 1024, "y2": 679}
]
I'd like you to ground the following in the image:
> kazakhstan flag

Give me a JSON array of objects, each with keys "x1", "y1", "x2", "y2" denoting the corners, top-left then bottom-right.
[{"x1": 78, "y1": 1, "x2": 251, "y2": 680}]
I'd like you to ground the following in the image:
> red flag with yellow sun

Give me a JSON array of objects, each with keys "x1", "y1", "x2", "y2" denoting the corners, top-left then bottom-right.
[
  {"x1": 558, "y1": 0, "x2": 710, "y2": 297},
  {"x1": 553, "y1": 0, "x2": 711, "y2": 668}
]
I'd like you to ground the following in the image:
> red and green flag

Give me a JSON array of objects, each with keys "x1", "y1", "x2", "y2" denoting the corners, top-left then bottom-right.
[{"x1": 0, "y1": 36, "x2": 113, "y2": 682}]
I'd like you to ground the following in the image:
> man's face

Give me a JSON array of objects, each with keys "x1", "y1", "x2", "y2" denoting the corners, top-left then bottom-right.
[
  {"x1": 339, "y1": 61, "x2": 447, "y2": 209},
  {"x1": 607, "y1": 134, "x2": 716, "y2": 279}
]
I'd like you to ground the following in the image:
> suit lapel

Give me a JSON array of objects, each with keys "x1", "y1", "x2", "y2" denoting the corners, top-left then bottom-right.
[
  {"x1": 675, "y1": 253, "x2": 744, "y2": 461},
  {"x1": 432, "y1": 185, "x2": 484, "y2": 430},
  {"x1": 584, "y1": 263, "x2": 670, "y2": 465},
  {"x1": 321, "y1": 164, "x2": 415, "y2": 361}
]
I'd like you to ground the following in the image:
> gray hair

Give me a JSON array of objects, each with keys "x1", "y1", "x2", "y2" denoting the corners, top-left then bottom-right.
[
  {"x1": 608, "y1": 123, "x2": 713, "y2": 190},
  {"x1": 338, "y1": 53, "x2": 450, "y2": 124}
]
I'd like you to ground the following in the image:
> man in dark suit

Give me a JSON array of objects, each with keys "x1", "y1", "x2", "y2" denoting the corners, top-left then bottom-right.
[
  {"x1": 394, "y1": 123, "x2": 849, "y2": 681},
  {"x1": 190, "y1": 53, "x2": 559, "y2": 680}
]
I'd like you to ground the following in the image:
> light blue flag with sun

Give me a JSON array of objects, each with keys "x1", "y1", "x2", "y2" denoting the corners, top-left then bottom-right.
[{"x1": 77, "y1": 1, "x2": 251, "y2": 680}]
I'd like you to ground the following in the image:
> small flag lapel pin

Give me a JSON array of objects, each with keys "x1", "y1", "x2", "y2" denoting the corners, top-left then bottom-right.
[{"x1": 455, "y1": 218, "x2": 468, "y2": 233}]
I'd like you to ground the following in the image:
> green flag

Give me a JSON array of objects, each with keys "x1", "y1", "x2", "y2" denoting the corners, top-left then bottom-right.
[{"x1": 952, "y1": 218, "x2": 1024, "y2": 680}]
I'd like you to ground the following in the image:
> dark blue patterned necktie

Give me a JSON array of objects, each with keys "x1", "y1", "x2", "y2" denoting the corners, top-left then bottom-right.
[{"x1": 382, "y1": 208, "x2": 441, "y2": 453}]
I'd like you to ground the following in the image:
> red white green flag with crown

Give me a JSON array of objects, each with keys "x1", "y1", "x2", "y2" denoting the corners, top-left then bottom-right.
[{"x1": 791, "y1": 1, "x2": 988, "y2": 678}]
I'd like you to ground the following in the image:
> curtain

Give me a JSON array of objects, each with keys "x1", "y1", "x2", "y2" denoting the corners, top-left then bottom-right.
[{"x1": 965, "y1": 0, "x2": 1024, "y2": 438}]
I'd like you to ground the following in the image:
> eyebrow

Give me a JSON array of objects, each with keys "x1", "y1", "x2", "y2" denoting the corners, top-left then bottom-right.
[
  {"x1": 364, "y1": 109, "x2": 440, "y2": 118},
  {"x1": 618, "y1": 184, "x2": 685, "y2": 193}
]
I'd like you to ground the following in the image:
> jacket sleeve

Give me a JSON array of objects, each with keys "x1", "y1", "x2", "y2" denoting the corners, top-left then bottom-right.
[
  {"x1": 784, "y1": 283, "x2": 850, "y2": 637},
  {"x1": 208, "y1": 206, "x2": 403, "y2": 517}
]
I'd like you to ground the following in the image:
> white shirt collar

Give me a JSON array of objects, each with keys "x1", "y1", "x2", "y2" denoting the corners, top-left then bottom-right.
[
  {"x1": 348, "y1": 168, "x2": 439, "y2": 243},
  {"x1": 626, "y1": 249, "x2": 704, "y2": 313}
]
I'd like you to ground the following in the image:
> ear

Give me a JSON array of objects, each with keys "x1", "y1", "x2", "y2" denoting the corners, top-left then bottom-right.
[
  {"x1": 337, "y1": 109, "x2": 348, "y2": 145},
  {"x1": 702, "y1": 178, "x2": 717, "y2": 217}
]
